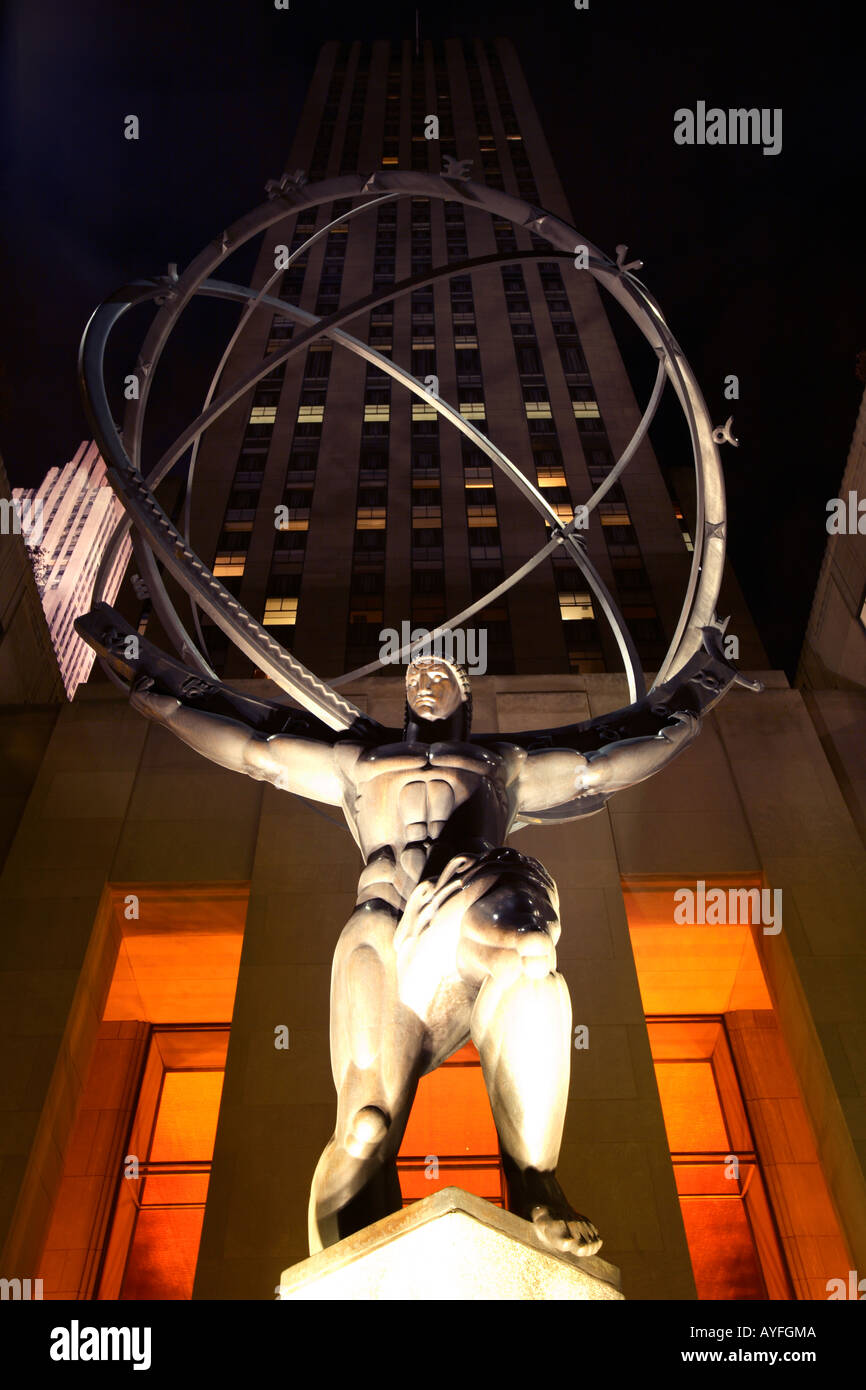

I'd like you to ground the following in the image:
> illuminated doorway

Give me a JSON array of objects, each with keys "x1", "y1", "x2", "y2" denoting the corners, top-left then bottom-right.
[
  {"x1": 38, "y1": 885, "x2": 246, "y2": 1300},
  {"x1": 648, "y1": 1017, "x2": 792, "y2": 1299},
  {"x1": 624, "y1": 877, "x2": 853, "y2": 1300},
  {"x1": 99, "y1": 1027, "x2": 228, "y2": 1300}
]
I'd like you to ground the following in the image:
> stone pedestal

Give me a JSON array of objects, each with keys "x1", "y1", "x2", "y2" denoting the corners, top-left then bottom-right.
[{"x1": 278, "y1": 1187, "x2": 624, "y2": 1301}]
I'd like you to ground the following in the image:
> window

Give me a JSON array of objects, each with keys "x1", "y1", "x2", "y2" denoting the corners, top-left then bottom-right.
[
  {"x1": 263, "y1": 596, "x2": 299, "y2": 625},
  {"x1": 104, "y1": 1027, "x2": 229, "y2": 1301},
  {"x1": 464, "y1": 467, "x2": 493, "y2": 488},
  {"x1": 536, "y1": 463, "x2": 567, "y2": 488},
  {"x1": 674, "y1": 508, "x2": 695, "y2": 552},
  {"x1": 304, "y1": 346, "x2": 331, "y2": 380},
  {"x1": 559, "y1": 591, "x2": 594, "y2": 621},
  {"x1": 275, "y1": 513, "x2": 308, "y2": 533},
  {"x1": 516, "y1": 345, "x2": 542, "y2": 375},
  {"x1": 648, "y1": 1018, "x2": 792, "y2": 1300},
  {"x1": 213, "y1": 552, "x2": 247, "y2": 577},
  {"x1": 413, "y1": 348, "x2": 437, "y2": 376},
  {"x1": 559, "y1": 342, "x2": 586, "y2": 375},
  {"x1": 600, "y1": 505, "x2": 632, "y2": 526}
]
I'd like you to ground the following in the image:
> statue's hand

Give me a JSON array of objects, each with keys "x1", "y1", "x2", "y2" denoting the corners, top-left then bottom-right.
[
  {"x1": 660, "y1": 709, "x2": 700, "y2": 744},
  {"x1": 130, "y1": 687, "x2": 180, "y2": 721}
]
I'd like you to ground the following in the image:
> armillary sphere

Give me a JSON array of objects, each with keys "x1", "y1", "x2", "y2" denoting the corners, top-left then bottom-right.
[{"x1": 79, "y1": 166, "x2": 738, "y2": 776}]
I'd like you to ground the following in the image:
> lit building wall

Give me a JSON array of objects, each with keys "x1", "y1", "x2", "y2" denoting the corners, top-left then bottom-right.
[
  {"x1": 0, "y1": 455, "x2": 64, "y2": 707},
  {"x1": 12, "y1": 441, "x2": 132, "y2": 698},
  {"x1": 1, "y1": 673, "x2": 864, "y2": 1302}
]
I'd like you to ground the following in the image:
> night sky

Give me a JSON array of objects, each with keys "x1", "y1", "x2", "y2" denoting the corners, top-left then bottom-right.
[{"x1": 2, "y1": 0, "x2": 862, "y2": 678}]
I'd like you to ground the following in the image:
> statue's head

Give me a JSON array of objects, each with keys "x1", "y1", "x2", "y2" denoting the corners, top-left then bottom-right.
[{"x1": 404, "y1": 654, "x2": 472, "y2": 741}]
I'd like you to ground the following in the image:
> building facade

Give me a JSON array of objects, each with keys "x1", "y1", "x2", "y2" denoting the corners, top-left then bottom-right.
[
  {"x1": 138, "y1": 36, "x2": 765, "y2": 685},
  {"x1": 797, "y1": 384, "x2": 866, "y2": 850},
  {"x1": 0, "y1": 38, "x2": 864, "y2": 1306},
  {"x1": 13, "y1": 441, "x2": 132, "y2": 698}
]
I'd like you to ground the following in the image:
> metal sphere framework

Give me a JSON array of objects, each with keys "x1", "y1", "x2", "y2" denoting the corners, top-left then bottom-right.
[{"x1": 80, "y1": 169, "x2": 729, "y2": 729}]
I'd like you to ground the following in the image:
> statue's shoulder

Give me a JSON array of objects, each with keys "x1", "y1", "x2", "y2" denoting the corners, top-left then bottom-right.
[
  {"x1": 333, "y1": 739, "x2": 371, "y2": 773},
  {"x1": 470, "y1": 736, "x2": 528, "y2": 763},
  {"x1": 428, "y1": 740, "x2": 519, "y2": 774}
]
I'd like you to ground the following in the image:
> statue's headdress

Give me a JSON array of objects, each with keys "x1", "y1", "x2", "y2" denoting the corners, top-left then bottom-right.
[{"x1": 403, "y1": 652, "x2": 473, "y2": 743}]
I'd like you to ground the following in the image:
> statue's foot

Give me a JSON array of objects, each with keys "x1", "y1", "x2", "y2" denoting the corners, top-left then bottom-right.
[
  {"x1": 530, "y1": 1203, "x2": 602, "y2": 1258},
  {"x1": 512, "y1": 1169, "x2": 603, "y2": 1257}
]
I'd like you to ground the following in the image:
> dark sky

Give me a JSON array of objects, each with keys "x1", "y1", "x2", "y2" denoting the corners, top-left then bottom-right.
[{"x1": 1, "y1": 0, "x2": 863, "y2": 677}]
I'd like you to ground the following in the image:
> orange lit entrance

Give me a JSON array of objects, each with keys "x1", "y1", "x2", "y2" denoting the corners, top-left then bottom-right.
[
  {"x1": 105, "y1": 1027, "x2": 228, "y2": 1300},
  {"x1": 39, "y1": 886, "x2": 244, "y2": 1301},
  {"x1": 397, "y1": 1042, "x2": 505, "y2": 1205},
  {"x1": 648, "y1": 1017, "x2": 791, "y2": 1299},
  {"x1": 41, "y1": 878, "x2": 852, "y2": 1301},
  {"x1": 625, "y1": 878, "x2": 852, "y2": 1300}
]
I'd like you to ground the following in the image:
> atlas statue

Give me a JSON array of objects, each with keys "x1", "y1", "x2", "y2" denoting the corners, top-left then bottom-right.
[
  {"x1": 80, "y1": 609, "x2": 750, "y2": 1259},
  {"x1": 73, "y1": 167, "x2": 758, "y2": 1265}
]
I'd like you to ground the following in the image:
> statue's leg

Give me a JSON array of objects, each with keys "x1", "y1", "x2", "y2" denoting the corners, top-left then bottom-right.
[
  {"x1": 458, "y1": 868, "x2": 602, "y2": 1257},
  {"x1": 308, "y1": 899, "x2": 427, "y2": 1253}
]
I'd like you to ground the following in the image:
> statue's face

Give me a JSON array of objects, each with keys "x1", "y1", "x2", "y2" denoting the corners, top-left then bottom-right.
[{"x1": 406, "y1": 659, "x2": 464, "y2": 722}]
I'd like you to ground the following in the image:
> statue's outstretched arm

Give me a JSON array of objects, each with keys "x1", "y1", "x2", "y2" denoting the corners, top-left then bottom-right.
[
  {"x1": 517, "y1": 711, "x2": 698, "y2": 814},
  {"x1": 485, "y1": 627, "x2": 762, "y2": 824},
  {"x1": 131, "y1": 690, "x2": 344, "y2": 805}
]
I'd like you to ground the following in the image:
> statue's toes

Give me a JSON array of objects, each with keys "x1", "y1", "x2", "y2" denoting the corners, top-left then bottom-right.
[
  {"x1": 567, "y1": 1218, "x2": 603, "y2": 1256},
  {"x1": 531, "y1": 1204, "x2": 603, "y2": 1257}
]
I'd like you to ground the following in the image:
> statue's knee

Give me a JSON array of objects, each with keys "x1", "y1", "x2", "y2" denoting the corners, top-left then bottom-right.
[
  {"x1": 335, "y1": 902, "x2": 398, "y2": 966},
  {"x1": 509, "y1": 928, "x2": 557, "y2": 980},
  {"x1": 344, "y1": 1104, "x2": 390, "y2": 1159}
]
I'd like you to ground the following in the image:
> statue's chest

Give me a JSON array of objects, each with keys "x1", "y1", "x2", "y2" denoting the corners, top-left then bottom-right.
[{"x1": 354, "y1": 764, "x2": 481, "y2": 836}]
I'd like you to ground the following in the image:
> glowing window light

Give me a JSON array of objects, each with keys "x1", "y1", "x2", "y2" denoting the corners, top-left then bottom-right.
[{"x1": 263, "y1": 597, "x2": 298, "y2": 625}]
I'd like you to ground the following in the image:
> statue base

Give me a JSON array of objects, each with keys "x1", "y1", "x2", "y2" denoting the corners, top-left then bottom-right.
[{"x1": 278, "y1": 1186, "x2": 624, "y2": 1301}]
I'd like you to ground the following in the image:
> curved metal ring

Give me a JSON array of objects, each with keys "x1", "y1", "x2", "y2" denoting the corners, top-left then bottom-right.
[{"x1": 81, "y1": 169, "x2": 726, "y2": 723}]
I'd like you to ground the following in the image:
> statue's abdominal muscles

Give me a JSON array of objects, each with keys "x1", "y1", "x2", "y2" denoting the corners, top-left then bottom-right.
[{"x1": 339, "y1": 743, "x2": 512, "y2": 908}]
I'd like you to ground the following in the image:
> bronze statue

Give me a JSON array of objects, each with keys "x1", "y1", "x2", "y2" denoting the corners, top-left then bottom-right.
[{"x1": 79, "y1": 607, "x2": 750, "y2": 1260}]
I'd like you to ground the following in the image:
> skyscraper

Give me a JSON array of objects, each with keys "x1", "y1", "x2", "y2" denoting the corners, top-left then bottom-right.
[
  {"x1": 13, "y1": 441, "x2": 132, "y2": 697},
  {"x1": 156, "y1": 36, "x2": 766, "y2": 687},
  {"x1": 0, "y1": 456, "x2": 64, "y2": 706}
]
